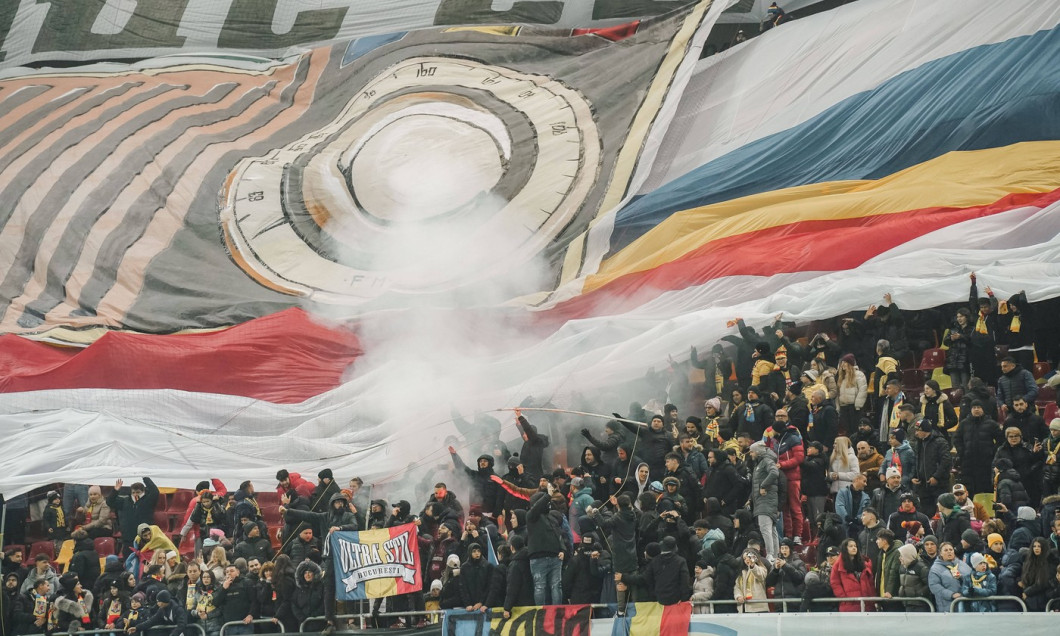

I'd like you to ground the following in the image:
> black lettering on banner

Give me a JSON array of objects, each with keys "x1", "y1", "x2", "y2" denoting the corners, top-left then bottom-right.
[
  {"x1": 248, "y1": 191, "x2": 264, "y2": 202},
  {"x1": 32, "y1": 0, "x2": 190, "y2": 54},
  {"x1": 218, "y1": 0, "x2": 348, "y2": 49},
  {"x1": 416, "y1": 65, "x2": 437, "y2": 77},
  {"x1": 551, "y1": 123, "x2": 568, "y2": 136},
  {"x1": 481, "y1": 76, "x2": 500, "y2": 86},
  {"x1": 518, "y1": 90, "x2": 535, "y2": 98},
  {"x1": 363, "y1": 89, "x2": 376, "y2": 98},
  {"x1": 434, "y1": 0, "x2": 563, "y2": 27}
]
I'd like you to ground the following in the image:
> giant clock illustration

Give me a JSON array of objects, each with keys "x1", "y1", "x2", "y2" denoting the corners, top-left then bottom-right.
[{"x1": 220, "y1": 56, "x2": 601, "y2": 305}]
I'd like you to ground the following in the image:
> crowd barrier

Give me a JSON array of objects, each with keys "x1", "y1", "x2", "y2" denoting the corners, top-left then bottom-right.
[
  {"x1": 51, "y1": 625, "x2": 207, "y2": 636},
  {"x1": 220, "y1": 619, "x2": 286, "y2": 636},
  {"x1": 950, "y1": 595, "x2": 1028, "y2": 612}
]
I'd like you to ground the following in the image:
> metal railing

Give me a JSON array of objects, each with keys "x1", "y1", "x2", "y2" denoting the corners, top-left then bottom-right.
[
  {"x1": 688, "y1": 596, "x2": 935, "y2": 612},
  {"x1": 1047, "y1": 598, "x2": 1059, "y2": 612},
  {"x1": 52, "y1": 625, "x2": 207, "y2": 636},
  {"x1": 220, "y1": 619, "x2": 286, "y2": 636},
  {"x1": 950, "y1": 595, "x2": 1028, "y2": 613}
]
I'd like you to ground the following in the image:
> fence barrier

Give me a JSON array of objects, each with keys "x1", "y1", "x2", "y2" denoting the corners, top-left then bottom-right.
[
  {"x1": 52, "y1": 624, "x2": 207, "y2": 636},
  {"x1": 220, "y1": 619, "x2": 286, "y2": 636},
  {"x1": 949, "y1": 595, "x2": 1028, "y2": 613}
]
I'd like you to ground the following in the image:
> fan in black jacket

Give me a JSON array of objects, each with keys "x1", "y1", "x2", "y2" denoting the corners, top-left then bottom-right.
[
  {"x1": 622, "y1": 536, "x2": 690, "y2": 606},
  {"x1": 290, "y1": 561, "x2": 324, "y2": 627},
  {"x1": 502, "y1": 536, "x2": 534, "y2": 617},
  {"x1": 457, "y1": 544, "x2": 496, "y2": 611}
]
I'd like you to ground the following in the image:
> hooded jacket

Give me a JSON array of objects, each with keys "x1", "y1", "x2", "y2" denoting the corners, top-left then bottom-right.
[
  {"x1": 291, "y1": 561, "x2": 324, "y2": 624},
  {"x1": 620, "y1": 420, "x2": 673, "y2": 479},
  {"x1": 457, "y1": 548, "x2": 495, "y2": 607},
  {"x1": 562, "y1": 536, "x2": 609, "y2": 604},
  {"x1": 591, "y1": 504, "x2": 639, "y2": 574},
  {"x1": 750, "y1": 443, "x2": 780, "y2": 520},
  {"x1": 515, "y1": 416, "x2": 550, "y2": 478},
  {"x1": 581, "y1": 424, "x2": 625, "y2": 468},
  {"x1": 451, "y1": 453, "x2": 503, "y2": 514},
  {"x1": 920, "y1": 392, "x2": 957, "y2": 433}
]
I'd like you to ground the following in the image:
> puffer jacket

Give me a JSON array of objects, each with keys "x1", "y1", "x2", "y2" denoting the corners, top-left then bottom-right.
[
  {"x1": 750, "y1": 445, "x2": 780, "y2": 520},
  {"x1": 995, "y1": 469, "x2": 1030, "y2": 510},
  {"x1": 765, "y1": 555, "x2": 806, "y2": 598},
  {"x1": 929, "y1": 557, "x2": 972, "y2": 612},
  {"x1": 898, "y1": 560, "x2": 931, "y2": 610},
  {"x1": 836, "y1": 369, "x2": 867, "y2": 409},
  {"x1": 955, "y1": 416, "x2": 1003, "y2": 470},
  {"x1": 291, "y1": 561, "x2": 324, "y2": 625}
]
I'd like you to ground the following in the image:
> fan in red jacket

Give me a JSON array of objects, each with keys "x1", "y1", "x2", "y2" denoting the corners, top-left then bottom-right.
[
  {"x1": 830, "y1": 538, "x2": 876, "y2": 611},
  {"x1": 769, "y1": 412, "x2": 806, "y2": 541},
  {"x1": 276, "y1": 470, "x2": 315, "y2": 499}
]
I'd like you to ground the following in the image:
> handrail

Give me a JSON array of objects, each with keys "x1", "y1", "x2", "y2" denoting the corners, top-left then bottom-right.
[
  {"x1": 220, "y1": 619, "x2": 285, "y2": 636},
  {"x1": 53, "y1": 625, "x2": 207, "y2": 636},
  {"x1": 1047, "y1": 597, "x2": 1059, "y2": 612},
  {"x1": 950, "y1": 595, "x2": 1027, "y2": 613},
  {"x1": 689, "y1": 595, "x2": 934, "y2": 612}
]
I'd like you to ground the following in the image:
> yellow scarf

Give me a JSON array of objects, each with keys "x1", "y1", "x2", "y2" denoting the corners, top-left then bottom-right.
[
  {"x1": 51, "y1": 504, "x2": 65, "y2": 529},
  {"x1": 975, "y1": 311, "x2": 989, "y2": 335},
  {"x1": 1009, "y1": 314, "x2": 1021, "y2": 333}
]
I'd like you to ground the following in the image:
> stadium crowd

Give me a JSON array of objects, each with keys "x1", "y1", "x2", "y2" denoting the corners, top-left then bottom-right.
[{"x1": 3, "y1": 275, "x2": 1060, "y2": 634}]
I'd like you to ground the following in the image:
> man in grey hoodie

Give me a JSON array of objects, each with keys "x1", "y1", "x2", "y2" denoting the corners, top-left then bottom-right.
[{"x1": 749, "y1": 442, "x2": 780, "y2": 562}]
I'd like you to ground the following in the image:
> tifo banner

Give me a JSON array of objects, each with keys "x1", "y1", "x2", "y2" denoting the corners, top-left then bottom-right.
[
  {"x1": 442, "y1": 605, "x2": 591, "y2": 636},
  {"x1": 610, "y1": 602, "x2": 690, "y2": 636},
  {"x1": 330, "y1": 523, "x2": 422, "y2": 600},
  {"x1": 0, "y1": 1, "x2": 715, "y2": 339},
  {"x1": 0, "y1": 0, "x2": 717, "y2": 70}
]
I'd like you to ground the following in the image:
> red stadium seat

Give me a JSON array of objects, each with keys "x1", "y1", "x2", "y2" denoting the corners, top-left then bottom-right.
[
  {"x1": 166, "y1": 490, "x2": 195, "y2": 513},
  {"x1": 3, "y1": 545, "x2": 27, "y2": 560},
  {"x1": 1042, "y1": 402, "x2": 1058, "y2": 422},
  {"x1": 93, "y1": 537, "x2": 115, "y2": 557},
  {"x1": 256, "y1": 491, "x2": 280, "y2": 507},
  {"x1": 918, "y1": 348, "x2": 945, "y2": 370},
  {"x1": 152, "y1": 511, "x2": 172, "y2": 533},
  {"x1": 29, "y1": 541, "x2": 54, "y2": 561},
  {"x1": 901, "y1": 368, "x2": 926, "y2": 390},
  {"x1": 898, "y1": 351, "x2": 916, "y2": 372},
  {"x1": 1032, "y1": 361, "x2": 1051, "y2": 380},
  {"x1": 261, "y1": 506, "x2": 281, "y2": 525},
  {"x1": 267, "y1": 526, "x2": 282, "y2": 550},
  {"x1": 994, "y1": 344, "x2": 1009, "y2": 361}
]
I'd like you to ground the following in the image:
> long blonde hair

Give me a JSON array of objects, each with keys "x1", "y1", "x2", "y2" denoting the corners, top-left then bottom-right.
[
  {"x1": 831, "y1": 436, "x2": 853, "y2": 469},
  {"x1": 838, "y1": 359, "x2": 856, "y2": 388}
]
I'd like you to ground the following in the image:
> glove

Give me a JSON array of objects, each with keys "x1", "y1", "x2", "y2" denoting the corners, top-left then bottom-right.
[{"x1": 580, "y1": 428, "x2": 592, "y2": 438}]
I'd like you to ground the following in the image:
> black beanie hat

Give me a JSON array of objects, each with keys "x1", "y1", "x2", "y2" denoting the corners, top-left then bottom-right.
[{"x1": 318, "y1": 468, "x2": 333, "y2": 480}]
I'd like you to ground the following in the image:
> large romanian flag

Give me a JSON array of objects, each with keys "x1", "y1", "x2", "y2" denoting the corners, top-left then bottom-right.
[{"x1": 1, "y1": 0, "x2": 1059, "y2": 494}]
